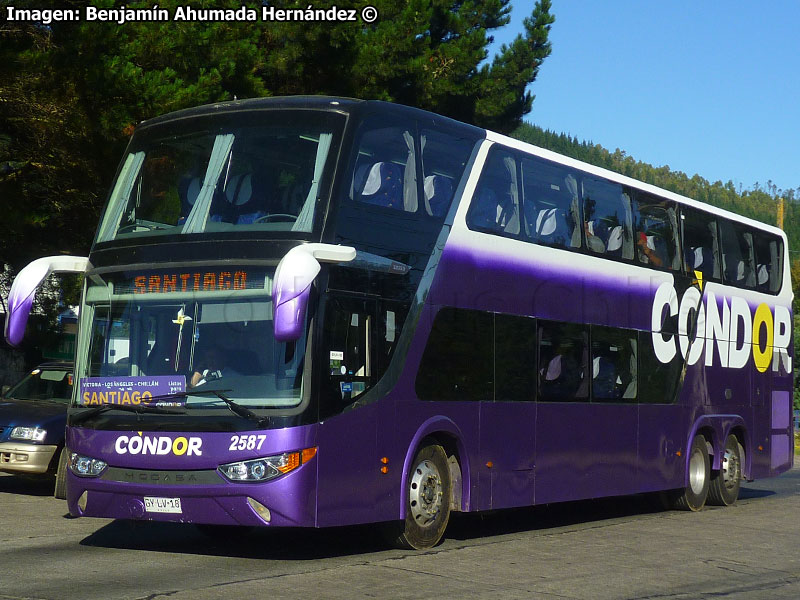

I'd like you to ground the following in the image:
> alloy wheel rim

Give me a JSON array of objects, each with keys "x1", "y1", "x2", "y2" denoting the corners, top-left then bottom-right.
[
  {"x1": 409, "y1": 459, "x2": 443, "y2": 527},
  {"x1": 721, "y1": 447, "x2": 740, "y2": 492},
  {"x1": 689, "y1": 448, "x2": 706, "y2": 495}
]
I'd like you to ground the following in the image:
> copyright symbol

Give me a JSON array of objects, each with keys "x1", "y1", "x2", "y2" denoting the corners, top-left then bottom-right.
[{"x1": 361, "y1": 5, "x2": 378, "y2": 23}]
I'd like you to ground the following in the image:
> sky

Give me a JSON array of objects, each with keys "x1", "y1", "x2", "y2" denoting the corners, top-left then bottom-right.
[{"x1": 488, "y1": 1, "x2": 800, "y2": 194}]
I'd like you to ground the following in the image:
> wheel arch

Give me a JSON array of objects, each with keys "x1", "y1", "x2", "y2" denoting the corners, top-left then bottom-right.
[
  {"x1": 399, "y1": 416, "x2": 471, "y2": 519},
  {"x1": 687, "y1": 415, "x2": 747, "y2": 478}
]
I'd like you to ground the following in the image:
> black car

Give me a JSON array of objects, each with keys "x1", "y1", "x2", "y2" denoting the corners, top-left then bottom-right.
[{"x1": 0, "y1": 362, "x2": 73, "y2": 498}]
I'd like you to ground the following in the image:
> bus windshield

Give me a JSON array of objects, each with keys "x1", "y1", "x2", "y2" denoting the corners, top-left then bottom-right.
[
  {"x1": 78, "y1": 269, "x2": 306, "y2": 410},
  {"x1": 95, "y1": 111, "x2": 344, "y2": 242}
]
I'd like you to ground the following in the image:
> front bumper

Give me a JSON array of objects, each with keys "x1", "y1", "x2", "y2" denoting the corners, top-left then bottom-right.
[
  {"x1": 65, "y1": 425, "x2": 320, "y2": 527},
  {"x1": 0, "y1": 442, "x2": 58, "y2": 474},
  {"x1": 66, "y1": 464, "x2": 317, "y2": 527}
]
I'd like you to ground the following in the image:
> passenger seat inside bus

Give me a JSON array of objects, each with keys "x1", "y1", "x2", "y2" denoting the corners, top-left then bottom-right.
[
  {"x1": 592, "y1": 355, "x2": 618, "y2": 399},
  {"x1": 358, "y1": 162, "x2": 404, "y2": 209},
  {"x1": 757, "y1": 263, "x2": 770, "y2": 291},
  {"x1": 177, "y1": 176, "x2": 202, "y2": 224},
  {"x1": 687, "y1": 246, "x2": 714, "y2": 277},
  {"x1": 471, "y1": 187, "x2": 517, "y2": 233},
  {"x1": 607, "y1": 225, "x2": 624, "y2": 256},
  {"x1": 423, "y1": 175, "x2": 454, "y2": 217},
  {"x1": 585, "y1": 219, "x2": 610, "y2": 253},
  {"x1": 232, "y1": 173, "x2": 272, "y2": 224},
  {"x1": 534, "y1": 208, "x2": 572, "y2": 246}
]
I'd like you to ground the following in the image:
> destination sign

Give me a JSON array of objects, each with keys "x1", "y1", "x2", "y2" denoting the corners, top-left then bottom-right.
[
  {"x1": 79, "y1": 375, "x2": 187, "y2": 407},
  {"x1": 114, "y1": 269, "x2": 268, "y2": 295}
]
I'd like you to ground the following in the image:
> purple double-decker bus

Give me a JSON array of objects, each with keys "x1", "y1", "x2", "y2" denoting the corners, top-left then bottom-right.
[{"x1": 5, "y1": 97, "x2": 793, "y2": 549}]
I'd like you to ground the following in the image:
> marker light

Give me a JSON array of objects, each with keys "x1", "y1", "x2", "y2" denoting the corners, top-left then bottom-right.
[
  {"x1": 10, "y1": 426, "x2": 47, "y2": 442},
  {"x1": 68, "y1": 452, "x2": 108, "y2": 477},
  {"x1": 217, "y1": 448, "x2": 316, "y2": 483}
]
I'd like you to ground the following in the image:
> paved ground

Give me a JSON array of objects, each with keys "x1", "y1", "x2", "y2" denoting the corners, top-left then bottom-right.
[{"x1": 1, "y1": 468, "x2": 799, "y2": 599}]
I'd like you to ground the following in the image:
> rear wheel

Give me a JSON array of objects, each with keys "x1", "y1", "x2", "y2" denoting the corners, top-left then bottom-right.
[
  {"x1": 670, "y1": 435, "x2": 710, "y2": 511},
  {"x1": 53, "y1": 448, "x2": 68, "y2": 500},
  {"x1": 391, "y1": 444, "x2": 452, "y2": 550},
  {"x1": 707, "y1": 435, "x2": 743, "y2": 506}
]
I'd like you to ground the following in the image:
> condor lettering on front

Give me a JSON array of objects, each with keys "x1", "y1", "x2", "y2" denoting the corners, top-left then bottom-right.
[{"x1": 115, "y1": 434, "x2": 203, "y2": 457}]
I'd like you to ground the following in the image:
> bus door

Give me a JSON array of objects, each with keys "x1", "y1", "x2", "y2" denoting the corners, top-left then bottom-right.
[{"x1": 315, "y1": 295, "x2": 391, "y2": 525}]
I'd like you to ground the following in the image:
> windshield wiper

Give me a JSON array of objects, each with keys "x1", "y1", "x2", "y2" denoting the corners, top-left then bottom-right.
[
  {"x1": 70, "y1": 401, "x2": 186, "y2": 425},
  {"x1": 205, "y1": 389, "x2": 270, "y2": 427},
  {"x1": 153, "y1": 388, "x2": 270, "y2": 427}
]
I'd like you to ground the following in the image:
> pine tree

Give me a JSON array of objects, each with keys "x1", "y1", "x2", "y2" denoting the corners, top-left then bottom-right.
[{"x1": 1, "y1": 0, "x2": 555, "y2": 267}]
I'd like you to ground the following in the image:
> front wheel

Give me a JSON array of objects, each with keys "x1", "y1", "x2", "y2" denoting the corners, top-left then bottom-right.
[
  {"x1": 669, "y1": 435, "x2": 710, "y2": 511},
  {"x1": 391, "y1": 444, "x2": 452, "y2": 550},
  {"x1": 707, "y1": 435, "x2": 743, "y2": 506}
]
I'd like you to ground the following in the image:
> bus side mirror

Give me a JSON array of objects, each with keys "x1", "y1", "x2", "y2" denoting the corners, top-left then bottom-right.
[
  {"x1": 1, "y1": 385, "x2": 9, "y2": 397},
  {"x1": 273, "y1": 244, "x2": 356, "y2": 342},
  {"x1": 4, "y1": 255, "x2": 89, "y2": 347}
]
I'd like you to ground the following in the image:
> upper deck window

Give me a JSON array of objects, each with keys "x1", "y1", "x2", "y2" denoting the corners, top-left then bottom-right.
[
  {"x1": 420, "y1": 128, "x2": 475, "y2": 218},
  {"x1": 95, "y1": 111, "x2": 344, "y2": 243},
  {"x1": 468, "y1": 148, "x2": 522, "y2": 236},
  {"x1": 682, "y1": 208, "x2": 721, "y2": 281},
  {"x1": 581, "y1": 177, "x2": 634, "y2": 259},
  {"x1": 351, "y1": 119, "x2": 417, "y2": 212},
  {"x1": 632, "y1": 192, "x2": 680, "y2": 270},
  {"x1": 520, "y1": 157, "x2": 581, "y2": 249},
  {"x1": 718, "y1": 219, "x2": 756, "y2": 288},
  {"x1": 752, "y1": 231, "x2": 784, "y2": 293}
]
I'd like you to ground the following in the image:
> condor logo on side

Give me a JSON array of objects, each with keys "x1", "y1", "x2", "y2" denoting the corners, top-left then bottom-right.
[
  {"x1": 651, "y1": 282, "x2": 792, "y2": 373},
  {"x1": 114, "y1": 433, "x2": 203, "y2": 456}
]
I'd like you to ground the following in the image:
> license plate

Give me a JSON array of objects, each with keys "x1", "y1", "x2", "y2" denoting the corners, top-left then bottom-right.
[{"x1": 144, "y1": 496, "x2": 182, "y2": 514}]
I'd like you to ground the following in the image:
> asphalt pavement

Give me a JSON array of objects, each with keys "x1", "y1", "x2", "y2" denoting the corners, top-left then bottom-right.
[{"x1": 1, "y1": 468, "x2": 799, "y2": 599}]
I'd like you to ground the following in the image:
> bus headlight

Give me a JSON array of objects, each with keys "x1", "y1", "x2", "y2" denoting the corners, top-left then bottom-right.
[
  {"x1": 217, "y1": 447, "x2": 316, "y2": 483},
  {"x1": 10, "y1": 426, "x2": 47, "y2": 442},
  {"x1": 68, "y1": 452, "x2": 108, "y2": 477}
]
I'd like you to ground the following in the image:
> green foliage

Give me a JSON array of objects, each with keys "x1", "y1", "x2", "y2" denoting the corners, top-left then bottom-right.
[{"x1": 0, "y1": 0, "x2": 554, "y2": 269}]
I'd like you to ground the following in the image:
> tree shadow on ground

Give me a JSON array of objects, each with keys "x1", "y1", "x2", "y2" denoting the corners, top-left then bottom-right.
[{"x1": 0, "y1": 473, "x2": 55, "y2": 497}]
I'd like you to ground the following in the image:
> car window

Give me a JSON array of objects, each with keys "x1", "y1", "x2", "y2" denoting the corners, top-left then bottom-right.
[{"x1": 4, "y1": 367, "x2": 74, "y2": 402}]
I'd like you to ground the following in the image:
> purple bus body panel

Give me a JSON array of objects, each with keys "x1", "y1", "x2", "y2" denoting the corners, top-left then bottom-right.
[
  {"x1": 429, "y1": 244, "x2": 657, "y2": 331},
  {"x1": 478, "y1": 401, "x2": 535, "y2": 510},
  {"x1": 315, "y1": 402, "x2": 386, "y2": 527},
  {"x1": 66, "y1": 426, "x2": 319, "y2": 527},
  {"x1": 534, "y1": 403, "x2": 638, "y2": 505},
  {"x1": 637, "y1": 404, "x2": 686, "y2": 491},
  {"x1": 770, "y1": 390, "x2": 793, "y2": 473}
]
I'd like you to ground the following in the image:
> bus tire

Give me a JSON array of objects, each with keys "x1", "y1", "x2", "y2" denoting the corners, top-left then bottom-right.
[
  {"x1": 670, "y1": 435, "x2": 710, "y2": 511},
  {"x1": 54, "y1": 448, "x2": 68, "y2": 500},
  {"x1": 707, "y1": 435, "x2": 743, "y2": 506},
  {"x1": 393, "y1": 444, "x2": 452, "y2": 550}
]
